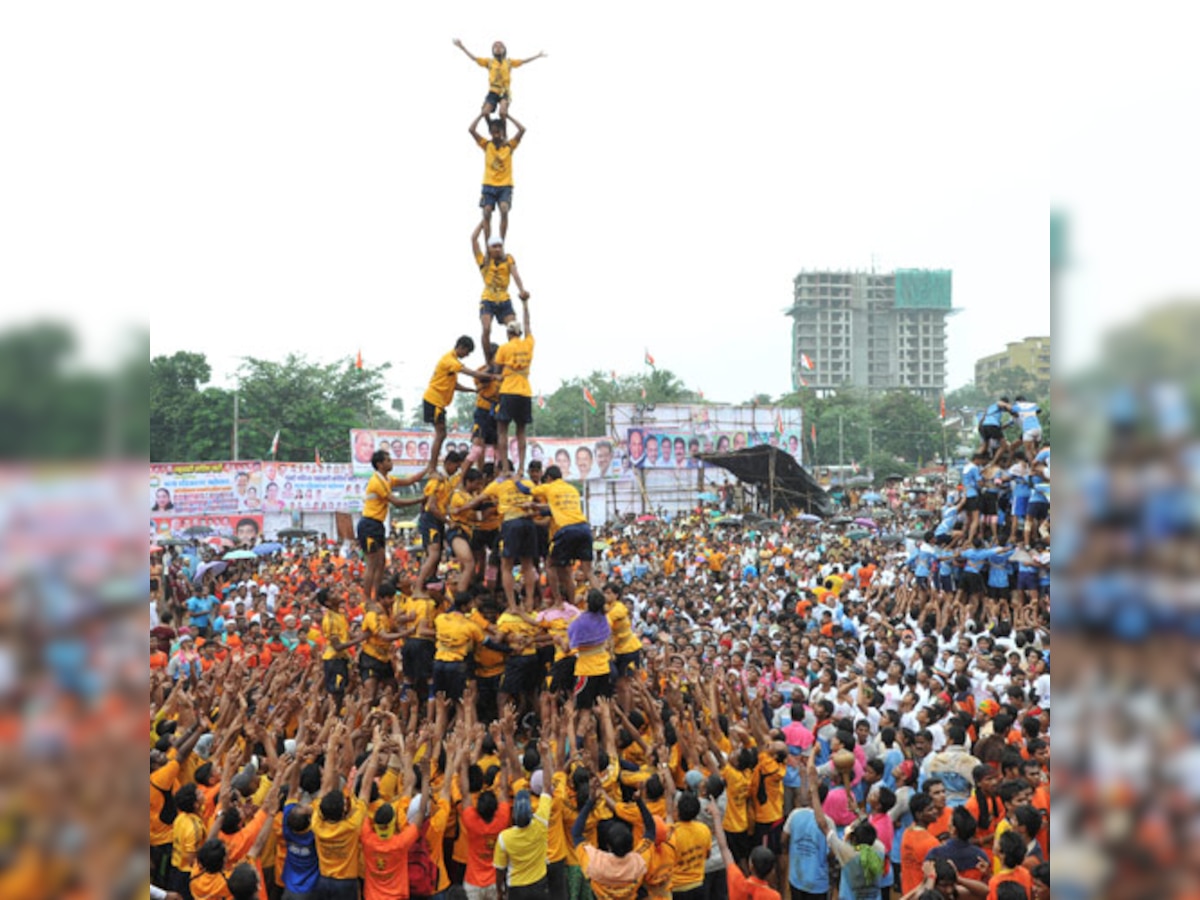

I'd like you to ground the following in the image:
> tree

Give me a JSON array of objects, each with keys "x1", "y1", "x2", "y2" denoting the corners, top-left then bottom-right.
[
  {"x1": 864, "y1": 452, "x2": 915, "y2": 484},
  {"x1": 982, "y1": 366, "x2": 1042, "y2": 400},
  {"x1": 945, "y1": 381, "x2": 989, "y2": 413},
  {"x1": 531, "y1": 368, "x2": 700, "y2": 438},
  {"x1": 151, "y1": 350, "x2": 231, "y2": 462},
  {"x1": 869, "y1": 390, "x2": 943, "y2": 464}
]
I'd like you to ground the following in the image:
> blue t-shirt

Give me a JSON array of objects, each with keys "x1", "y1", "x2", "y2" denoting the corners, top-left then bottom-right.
[
  {"x1": 960, "y1": 547, "x2": 993, "y2": 574},
  {"x1": 186, "y1": 594, "x2": 216, "y2": 625},
  {"x1": 981, "y1": 403, "x2": 1004, "y2": 427},
  {"x1": 987, "y1": 549, "x2": 1014, "y2": 588},
  {"x1": 962, "y1": 464, "x2": 981, "y2": 498},
  {"x1": 913, "y1": 546, "x2": 935, "y2": 578},
  {"x1": 281, "y1": 803, "x2": 320, "y2": 893},
  {"x1": 784, "y1": 808, "x2": 830, "y2": 893},
  {"x1": 1013, "y1": 400, "x2": 1042, "y2": 433}
]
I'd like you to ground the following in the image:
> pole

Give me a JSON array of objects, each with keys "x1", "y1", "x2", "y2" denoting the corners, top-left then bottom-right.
[
  {"x1": 838, "y1": 415, "x2": 844, "y2": 472},
  {"x1": 868, "y1": 425, "x2": 874, "y2": 473},
  {"x1": 233, "y1": 390, "x2": 239, "y2": 461},
  {"x1": 768, "y1": 447, "x2": 776, "y2": 516}
]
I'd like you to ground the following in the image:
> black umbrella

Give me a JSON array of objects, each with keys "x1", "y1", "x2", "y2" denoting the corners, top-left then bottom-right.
[
  {"x1": 154, "y1": 537, "x2": 191, "y2": 547},
  {"x1": 829, "y1": 516, "x2": 853, "y2": 525},
  {"x1": 183, "y1": 525, "x2": 214, "y2": 537},
  {"x1": 277, "y1": 528, "x2": 317, "y2": 539}
]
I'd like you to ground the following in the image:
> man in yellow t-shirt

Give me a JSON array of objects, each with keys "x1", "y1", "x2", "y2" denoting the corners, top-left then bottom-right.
[
  {"x1": 433, "y1": 593, "x2": 485, "y2": 701},
  {"x1": 422, "y1": 337, "x2": 493, "y2": 475},
  {"x1": 527, "y1": 465, "x2": 595, "y2": 601},
  {"x1": 468, "y1": 112, "x2": 526, "y2": 243},
  {"x1": 318, "y1": 588, "x2": 365, "y2": 709},
  {"x1": 415, "y1": 450, "x2": 465, "y2": 594},
  {"x1": 494, "y1": 300, "x2": 535, "y2": 477},
  {"x1": 359, "y1": 581, "x2": 404, "y2": 703},
  {"x1": 482, "y1": 467, "x2": 538, "y2": 609},
  {"x1": 358, "y1": 448, "x2": 426, "y2": 601},
  {"x1": 452, "y1": 38, "x2": 546, "y2": 119},
  {"x1": 471, "y1": 225, "x2": 530, "y2": 357}
]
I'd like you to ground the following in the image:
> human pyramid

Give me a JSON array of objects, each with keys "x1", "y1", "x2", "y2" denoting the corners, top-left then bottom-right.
[{"x1": 149, "y1": 39, "x2": 1050, "y2": 900}]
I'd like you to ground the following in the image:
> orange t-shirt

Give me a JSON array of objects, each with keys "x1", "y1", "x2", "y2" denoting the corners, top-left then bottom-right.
[
  {"x1": 900, "y1": 827, "x2": 941, "y2": 894},
  {"x1": 460, "y1": 803, "x2": 512, "y2": 887},
  {"x1": 987, "y1": 866, "x2": 1033, "y2": 900}
]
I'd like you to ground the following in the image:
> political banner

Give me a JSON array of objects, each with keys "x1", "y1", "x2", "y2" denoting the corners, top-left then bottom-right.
[
  {"x1": 349, "y1": 430, "x2": 629, "y2": 482},
  {"x1": 610, "y1": 403, "x2": 804, "y2": 470},
  {"x1": 150, "y1": 461, "x2": 264, "y2": 516},
  {"x1": 268, "y1": 462, "x2": 364, "y2": 513},
  {"x1": 151, "y1": 514, "x2": 264, "y2": 544}
]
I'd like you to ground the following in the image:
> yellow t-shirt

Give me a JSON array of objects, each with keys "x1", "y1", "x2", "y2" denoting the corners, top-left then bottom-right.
[
  {"x1": 607, "y1": 601, "x2": 643, "y2": 656},
  {"x1": 751, "y1": 754, "x2": 784, "y2": 824},
  {"x1": 476, "y1": 56, "x2": 523, "y2": 96},
  {"x1": 171, "y1": 811, "x2": 207, "y2": 870},
  {"x1": 483, "y1": 477, "x2": 534, "y2": 521},
  {"x1": 497, "y1": 610, "x2": 539, "y2": 656},
  {"x1": 447, "y1": 488, "x2": 478, "y2": 533},
  {"x1": 574, "y1": 643, "x2": 611, "y2": 678},
  {"x1": 494, "y1": 335, "x2": 534, "y2": 397},
  {"x1": 434, "y1": 611, "x2": 484, "y2": 662},
  {"x1": 424, "y1": 351, "x2": 465, "y2": 409},
  {"x1": 720, "y1": 765, "x2": 752, "y2": 833},
  {"x1": 423, "y1": 471, "x2": 461, "y2": 519},
  {"x1": 476, "y1": 251, "x2": 514, "y2": 303},
  {"x1": 477, "y1": 135, "x2": 520, "y2": 187},
  {"x1": 471, "y1": 610, "x2": 506, "y2": 678},
  {"x1": 400, "y1": 595, "x2": 439, "y2": 640},
  {"x1": 532, "y1": 481, "x2": 587, "y2": 529},
  {"x1": 312, "y1": 794, "x2": 368, "y2": 879},
  {"x1": 493, "y1": 793, "x2": 552, "y2": 887},
  {"x1": 321, "y1": 609, "x2": 350, "y2": 661},
  {"x1": 361, "y1": 608, "x2": 394, "y2": 662},
  {"x1": 476, "y1": 373, "x2": 501, "y2": 410},
  {"x1": 150, "y1": 760, "x2": 180, "y2": 846},
  {"x1": 363, "y1": 471, "x2": 400, "y2": 522},
  {"x1": 668, "y1": 820, "x2": 712, "y2": 890}
]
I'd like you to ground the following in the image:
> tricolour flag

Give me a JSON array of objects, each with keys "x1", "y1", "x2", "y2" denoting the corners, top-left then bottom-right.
[
  {"x1": 269, "y1": 430, "x2": 280, "y2": 458},
  {"x1": 537, "y1": 392, "x2": 546, "y2": 410},
  {"x1": 799, "y1": 376, "x2": 809, "y2": 387},
  {"x1": 355, "y1": 349, "x2": 363, "y2": 370},
  {"x1": 644, "y1": 349, "x2": 656, "y2": 367},
  {"x1": 800, "y1": 353, "x2": 814, "y2": 371},
  {"x1": 583, "y1": 387, "x2": 597, "y2": 410}
]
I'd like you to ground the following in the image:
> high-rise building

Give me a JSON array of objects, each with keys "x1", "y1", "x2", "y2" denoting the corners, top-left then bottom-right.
[
  {"x1": 975, "y1": 336, "x2": 1051, "y2": 387},
  {"x1": 787, "y1": 268, "x2": 954, "y2": 400}
]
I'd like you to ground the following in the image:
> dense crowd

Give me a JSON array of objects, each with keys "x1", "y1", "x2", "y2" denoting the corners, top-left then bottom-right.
[{"x1": 149, "y1": 403, "x2": 1050, "y2": 900}]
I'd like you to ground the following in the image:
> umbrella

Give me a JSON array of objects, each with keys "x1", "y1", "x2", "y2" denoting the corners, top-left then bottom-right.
[
  {"x1": 593, "y1": 540, "x2": 610, "y2": 551},
  {"x1": 277, "y1": 528, "x2": 317, "y2": 539},
  {"x1": 150, "y1": 544, "x2": 164, "y2": 554},
  {"x1": 253, "y1": 542, "x2": 284, "y2": 555},
  {"x1": 829, "y1": 516, "x2": 853, "y2": 525},
  {"x1": 905, "y1": 530, "x2": 926, "y2": 539},
  {"x1": 914, "y1": 509, "x2": 934, "y2": 519},
  {"x1": 853, "y1": 518, "x2": 879, "y2": 529},
  {"x1": 205, "y1": 535, "x2": 234, "y2": 551},
  {"x1": 636, "y1": 515, "x2": 657, "y2": 523},
  {"x1": 155, "y1": 537, "x2": 190, "y2": 547},
  {"x1": 183, "y1": 525, "x2": 214, "y2": 537},
  {"x1": 878, "y1": 534, "x2": 905, "y2": 545},
  {"x1": 223, "y1": 549, "x2": 258, "y2": 561},
  {"x1": 395, "y1": 520, "x2": 418, "y2": 530},
  {"x1": 697, "y1": 492, "x2": 719, "y2": 502},
  {"x1": 846, "y1": 530, "x2": 872, "y2": 540},
  {"x1": 797, "y1": 513, "x2": 822, "y2": 523},
  {"x1": 715, "y1": 516, "x2": 743, "y2": 527},
  {"x1": 194, "y1": 560, "x2": 227, "y2": 581},
  {"x1": 861, "y1": 492, "x2": 883, "y2": 503}
]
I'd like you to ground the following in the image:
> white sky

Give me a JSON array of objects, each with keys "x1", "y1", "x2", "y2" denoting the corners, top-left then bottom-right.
[{"x1": 11, "y1": 5, "x2": 1191, "y2": 405}]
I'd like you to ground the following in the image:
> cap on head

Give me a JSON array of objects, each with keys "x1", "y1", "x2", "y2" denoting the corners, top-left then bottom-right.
[
  {"x1": 506, "y1": 320, "x2": 522, "y2": 336},
  {"x1": 488, "y1": 235, "x2": 504, "y2": 247}
]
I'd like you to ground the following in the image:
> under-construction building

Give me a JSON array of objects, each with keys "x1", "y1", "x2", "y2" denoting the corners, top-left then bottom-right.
[{"x1": 787, "y1": 268, "x2": 954, "y2": 401}]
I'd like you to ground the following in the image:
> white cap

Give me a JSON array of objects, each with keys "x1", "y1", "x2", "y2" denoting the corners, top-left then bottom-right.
[
  {"x1": 488, "y1": 235, "x2": 504, "y2": 246},
  {"x1": 506, "y1": 320, "x2": 522, "y2": 335},
  {"x1": 407, "y1": 795, "x2": 423, "y2": 823}
]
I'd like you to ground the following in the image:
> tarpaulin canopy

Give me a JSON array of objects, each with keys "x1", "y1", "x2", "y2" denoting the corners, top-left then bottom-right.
[{"x1": 698, "y1": 446, "x2": 834, "y2": 517}]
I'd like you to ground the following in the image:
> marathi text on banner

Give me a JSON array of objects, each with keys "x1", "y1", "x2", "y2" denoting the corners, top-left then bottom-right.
[{"x1": 150, "y1": 461, "x2": 263, "y2": 515}]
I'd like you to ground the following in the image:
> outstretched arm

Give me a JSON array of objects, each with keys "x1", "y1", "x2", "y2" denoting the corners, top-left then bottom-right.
[
  {"x1": 510, "y1": 260, "x2": 530, "y2": 300},
  {"x1": 517, "y1": 51, "x2": 547, "y2": 65},
  {"x1": 520, "y1": 297, "x2": 531, "y2": 338},
  {"x1": 452, "y1": 38, "x2": 480, "y2": 62},
  {"x1": 469, "y1": 113, "x2": 487, "y2": 142},
  {"x1": 506, "y1": 114, "x2": 527, "y2": 143},
  {"x1": 471, "y1": 223, "x2": 484, "y2": 261}
]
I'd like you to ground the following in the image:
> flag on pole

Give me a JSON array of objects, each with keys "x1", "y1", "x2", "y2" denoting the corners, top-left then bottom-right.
[
  {"x1": 852, "y1": 460, "x2": 860, "y2": 473},
  {"x1": 698, "y1": 389, "x2": 704, "y2": 400},
  {"x1": 799, "y1": 353, "x2": 814, "y2": 371},
  {"x1": 269, "y1": 430, "x2": 280, "y2": 458},
  {"x1": 315, "y1": 448, "x2": 323, "y2": 466},
  {"x1": 610, "y1": 370, "x2": 618, "y2": 381},
  {"x1": 940, "y1": 394, "x2": 946, "y2": 419},
  {"x1": 810, "y1": 423, "x2": 816, "y2": 444},
  {"x1": 644, "y1": 349, "x2": 656, "y2": 368},
  {"x1": 640, "y1": 386, "x2": 647, "y2": 400},
  {"x1": 537, "y1": 392, "x2": 546, "y2": 410},
  {"x1": 799, "y1": 376, "x2": 809, "y2": 387},
  {"x1": 583, "y1": 386, "x2": 598, "y2": 410},
  {"x1": 355, "y1": 349, "x2": 363, "y2": 370},
  {"x1": 775, "y1": 410, "x2": 784, "y2": 435}
]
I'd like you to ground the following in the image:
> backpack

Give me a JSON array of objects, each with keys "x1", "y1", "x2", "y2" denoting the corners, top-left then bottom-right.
[
  {"x1": 407, "y1": 825, "x2": 438, "y2": 896},
  {"x1": 155, "y1": 782, "x2": 178, "y2": 826}
]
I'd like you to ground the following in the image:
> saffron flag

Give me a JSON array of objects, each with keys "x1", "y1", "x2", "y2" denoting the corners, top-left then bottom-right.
[
  {"x1": 537, "y1": 392, "x2": 546, "y2": 410},
  {"x1": 356, "y1": 349, "x2": 363, "y2": 370},
  {"x1": 940, "y1": 394, "x2": 946, "y2": 419},
  {"x1": 644, "y1": 349, "x2": 656, "y2": 367},
  {"x1": 583, "y1": 387, "x2": 597, "y2": 410},
  {"x1": 269, "y1": 430, "x2": 280, "y2": 458},
  {"x1": 640, "y1": 387, "x2": 647, "y2": 400},
  {"x1": 810, "y1": 423, "x2": 816, "y2": 444},
  {"x1": 610, "y1": 370, "x2": 618, "y2": 381},
  {"x1": 800, "y1": 353, "x2": 814, "y2": 371},
  {"x1": 775, "y1": 410, "x2": 784, "y2": 435},
  {"x1": 315, "y1": 448, "x2": 323, "y2": 465},
  {"x1": 698, "y1": 389, "x2": 704, "y2": 400}
]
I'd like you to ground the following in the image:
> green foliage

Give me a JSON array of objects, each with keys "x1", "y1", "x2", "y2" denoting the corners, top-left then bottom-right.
[
  {"x1": 787, "y1": 387, "x2": 945, "y2": 469},
  {"x1": 532, "y1": 368, "x2": 701, "y2": 438},
  {"x1": 864, "y1": 451, "x2": 915, "y2": 483},
  {"x1": 982, "y1": 366, "x2": 1044, "y2": 399}
]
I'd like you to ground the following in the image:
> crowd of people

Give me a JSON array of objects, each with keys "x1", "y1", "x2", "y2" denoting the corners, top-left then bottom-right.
[{"x1": 149, "y1": 36, "x2": 1050, "y2": 900}]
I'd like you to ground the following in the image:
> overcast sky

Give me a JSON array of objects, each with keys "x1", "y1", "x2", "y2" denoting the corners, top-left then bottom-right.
[{"x1": 7, "y1": 5, "x2": 1192, "y2": 406}]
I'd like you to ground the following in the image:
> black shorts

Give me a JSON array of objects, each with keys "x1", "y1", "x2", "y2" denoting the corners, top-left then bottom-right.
[
  {"x1": 535, "y1": 524, "x2": 549, "y2": 561},
  {"x1": 357, "y1": 516, "x2": 387, "y2": 554},
  {"x1": 500, "y1": 518, "x2": 538, "y2": 560},
  {"x1": 939, "y1": 573, "x2": 955, "y2": 593},
  {"x1": 485, "y1": 90, "x2": 508, "y2": 108},
  {"x1": 432, "y1": 659, "x2": 469, "y2": 701},
  {"x1": 471, "y1": 528, "x2": 500, "y2": 554},
  {"x1": 727, "y1": 830, "x2": 755, "y2": 862},
  {"x1": 445, "y1": 526, "x2": 472, "y2": 549},
  {"x1": 981, "y1": 493, "x2": 999, "y2": 516},
  {"x1": 1028, "y1": 502, "x2": 1049, "y2": 521},
  {"x1": 501, "y1": 654, "x2": 542, "y2": 696},
  {"x1": 473, "y1": 405, "x2": 499, "y2": 446},
  {"x1": 549, "y1": 523, "x2": 594, "y2": 566},
  {"x1": 573, "y1": 672, "x2": 612, "y2": 709},
  {"x1": 479, "y1": 299, "x2": 515, "y2": 324},
  {"x1": 961, "y1": 572, "x2": 985, "y2": 596},
  {"x1": 480, "y1": 183, "x2": 513, "y2": 209},
  {"x1": 987, "y1": 583, "x2": 1008, "y2": 600},
  {"x1": 359, "y1": 652, "x2": 395, "y2": 683},
  {"x1": 549, "y1": 656, "x2": 576, "y2": 695},
  {"x1": 323, "y1": 658, "x2": 350, "y2": 695},
  {"x1": 964, "y1": 495, "x2": 981, "y2": 513},
  {"x1": 423, "y1": 399, "x2": 446, "y2": 427},
  {"x1": 418, "y1": 511, "x2": 444, "y2": 551},
  {"x1": 754, "y1": 819, "x2": 784, "y2": 855},
  {"x1": 614, "y1": 650, "x2": 641, "y2": 678},
  {"x1": 979, "y1": 424, "x2": 1004, "y2": 443},
  {"x1": 401, "y1": 637, "x2": 435, "y2": 687},
  {"x1": 497, "y1": 394, "x2": 533, "y2": 425}
]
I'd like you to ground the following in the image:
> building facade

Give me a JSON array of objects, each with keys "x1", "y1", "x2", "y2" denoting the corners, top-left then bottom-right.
[
  {"x1": 974, "y1": 336, "x2": 1050, "y2": 387},
  {"x1": 787, "y1": 268, "x2": 953, "y2": 401}
]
